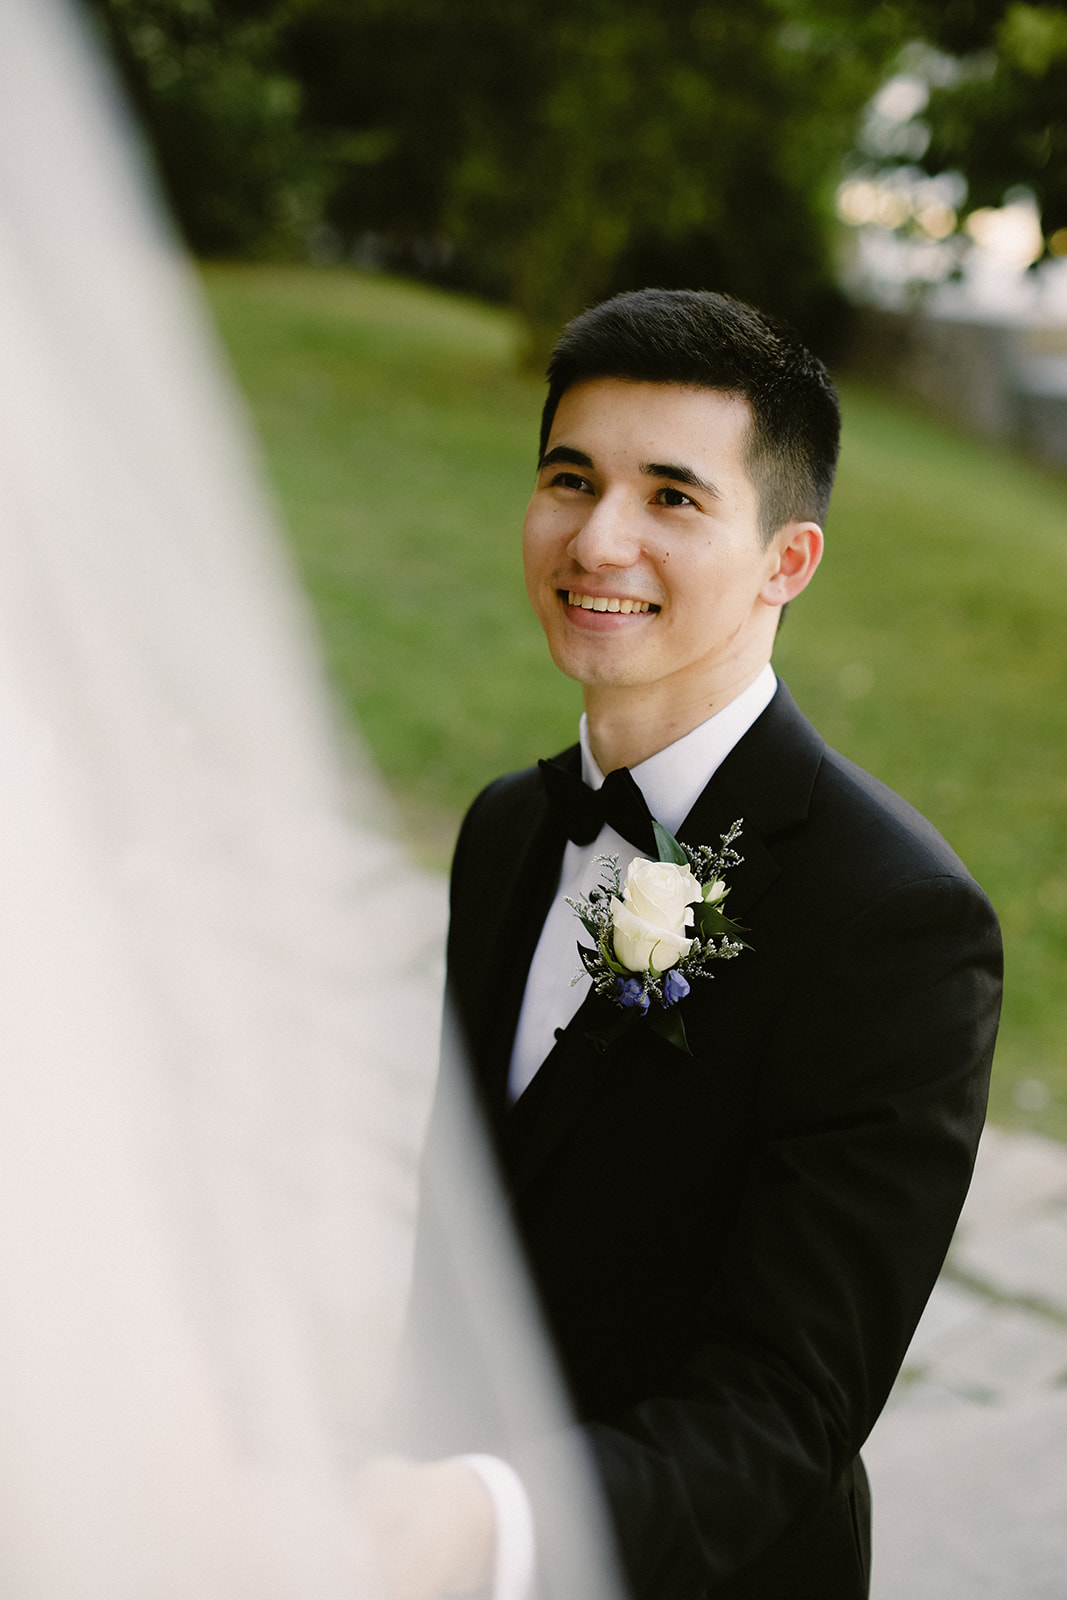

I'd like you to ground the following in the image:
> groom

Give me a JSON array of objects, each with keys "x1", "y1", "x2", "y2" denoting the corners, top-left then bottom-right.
[{"x1": 364, "y1": 290, "x2": 1002, "y2": 1600}]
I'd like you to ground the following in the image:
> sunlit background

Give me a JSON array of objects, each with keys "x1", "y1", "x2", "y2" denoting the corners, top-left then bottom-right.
[{"x1": 84, "y1": 0, "x2": 1067, "y2": 1139}]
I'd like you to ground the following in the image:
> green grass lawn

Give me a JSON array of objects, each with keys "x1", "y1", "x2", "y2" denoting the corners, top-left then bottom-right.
[{"x1": 203, "y1": 263, "x2": 1067, "y2": 1139}]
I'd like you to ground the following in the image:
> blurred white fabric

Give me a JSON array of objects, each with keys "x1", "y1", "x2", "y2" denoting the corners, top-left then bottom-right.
[
  {"x1": 0, "y1": 5, "x2": 622, "y2": 1595},
  {"x1": 0, "y1": 0, "x2": 446, "y2": 1591}
]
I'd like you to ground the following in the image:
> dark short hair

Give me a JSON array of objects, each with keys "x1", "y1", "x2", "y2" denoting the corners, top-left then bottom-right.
[{"x1": 540, "y1": 288, "x2": 841, "y2": 543}]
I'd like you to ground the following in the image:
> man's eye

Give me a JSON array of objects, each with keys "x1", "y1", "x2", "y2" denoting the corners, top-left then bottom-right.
[
  {"x1": 552, "y1": 471, "x2": 592, "y2": 492},
  {"x1": 656, "y1": 486, "x2": 695, "y2": 508}
]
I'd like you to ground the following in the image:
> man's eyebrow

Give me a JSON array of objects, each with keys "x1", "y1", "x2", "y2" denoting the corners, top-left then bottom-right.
[
  {"x1": 643, "y1": 461, "x2": 721, "y2": 497},
  {"x1": 538, "y1": 444, "x2": 595, "y2": 471},
  {"x1": 538, "y1": 446, "x2": 721, "y2": 499}
]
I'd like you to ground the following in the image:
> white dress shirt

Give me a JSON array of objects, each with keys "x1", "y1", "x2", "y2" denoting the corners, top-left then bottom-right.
[{"x1": 508, "y1": 665, "x2": 777, "y2": 1102}]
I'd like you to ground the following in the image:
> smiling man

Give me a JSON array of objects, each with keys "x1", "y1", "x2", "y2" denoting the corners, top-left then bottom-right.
[
  {"x1": 522, "y1": 378, "x2": 820, "y2": 769},
  {"x1": 365, "y1": 289, "x2": 1002, "y2": 1600}
]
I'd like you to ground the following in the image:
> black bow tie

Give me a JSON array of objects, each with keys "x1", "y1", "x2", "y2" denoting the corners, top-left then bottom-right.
[{"x1": 538, "y1": 757, "x2": 657, "y2": 856}]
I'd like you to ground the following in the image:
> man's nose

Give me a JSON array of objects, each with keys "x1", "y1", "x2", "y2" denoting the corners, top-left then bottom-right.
[{"x1": 568, "y1": 491, "x2": 641, "y2": 570}]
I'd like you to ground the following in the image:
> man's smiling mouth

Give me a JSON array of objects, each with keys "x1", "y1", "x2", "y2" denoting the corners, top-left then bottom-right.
[{"x1": 564, "y1": 590, "x2": 659, "y2": 614}]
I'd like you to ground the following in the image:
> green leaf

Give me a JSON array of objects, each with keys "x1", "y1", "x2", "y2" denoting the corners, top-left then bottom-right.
[
  {"x1": 598, "y1": 934, "x2": 628, "y2": 976},
  {"x1": 649, "y1": 1006, "x2": 692, "y2": 1055},
  {"x1": 694, "y1": 902, "x2": 748, "y2": 942},
  {"x1": 653, "y1": 819, "x2": 688, "y2": 866}
]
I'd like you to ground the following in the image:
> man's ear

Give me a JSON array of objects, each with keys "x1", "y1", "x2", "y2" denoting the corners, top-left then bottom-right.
[{"x1": 761, "y1": 521, "x2": 823, "y2": 607}]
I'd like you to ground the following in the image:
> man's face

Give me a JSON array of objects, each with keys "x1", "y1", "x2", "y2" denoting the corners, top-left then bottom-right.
[{"x1": 522, "y1": 379, "x2": 799, "y2": 714}]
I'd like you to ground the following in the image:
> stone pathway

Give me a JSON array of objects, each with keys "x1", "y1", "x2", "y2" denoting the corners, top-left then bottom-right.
[{"x1": 865, "y1": 1126, "x2": 1067, "y2": 1599}]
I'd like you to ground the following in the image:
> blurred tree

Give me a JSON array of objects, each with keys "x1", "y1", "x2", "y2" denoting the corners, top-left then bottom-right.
[
  {"x1": 86, "y1": 0, "x2": 320, "y2": 256},
  {"x1": 278, "y1": 0, "x2": 470, "y2": 275},
  {"x1": 86, "y1": 0, "x2": 1066, "y2": 346},
  {"x1": 906, "y1": 0, "x2": 1067, "y2": 244},
  {"x1": 282, "y1": 0, "x2": 905, "y2": 353}
]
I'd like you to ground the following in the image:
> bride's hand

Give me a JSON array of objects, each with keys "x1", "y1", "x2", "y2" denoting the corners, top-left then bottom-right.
[{"x1": 353, "y1": 1456, "x2": 495, "y2": 1600}]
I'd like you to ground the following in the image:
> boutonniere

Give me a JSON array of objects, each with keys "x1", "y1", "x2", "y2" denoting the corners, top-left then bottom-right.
[{"x1": 566, "y1": 817, "x2": 748, "y2": 1056}]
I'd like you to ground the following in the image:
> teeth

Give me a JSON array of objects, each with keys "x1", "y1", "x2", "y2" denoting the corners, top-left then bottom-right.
[{"x1": 568, "y1": 592, "x2": 652, "y2": 613}]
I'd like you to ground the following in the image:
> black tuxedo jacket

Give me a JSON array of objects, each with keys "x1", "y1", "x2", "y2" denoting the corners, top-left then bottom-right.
[{"x1": 443, "y1": 683, "x2": 1002, "y2": 1600}]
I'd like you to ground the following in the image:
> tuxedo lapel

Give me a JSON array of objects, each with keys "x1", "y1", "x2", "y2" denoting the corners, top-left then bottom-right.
[
  {"x1": 495, "y1": 683, "x2": 826, "y2": 1195},
  {"x1": 677, "y1": 682, "x2": 823, "y2": 922},
  {"x1": 472, "y1": 773, "x2": 570, "y2": 1131}
]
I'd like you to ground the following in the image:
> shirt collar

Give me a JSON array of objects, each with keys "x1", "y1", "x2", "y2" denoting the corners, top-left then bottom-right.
[{"x1": 578, "y1": 664, "x2": 777, "y2": 836}]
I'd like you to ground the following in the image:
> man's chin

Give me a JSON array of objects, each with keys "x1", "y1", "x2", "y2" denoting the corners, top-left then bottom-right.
[{"x1": 546, "y1": 638, "x2": 650, "y2": 692}]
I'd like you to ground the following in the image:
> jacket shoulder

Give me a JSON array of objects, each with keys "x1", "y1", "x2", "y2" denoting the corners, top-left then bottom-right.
[
  {"x1": 811, "y1": 742, "x2": 987, "y2": 904},
  {"x1": 465, "y1": 760, "x2": 552, "y2": 829},
  {"x1": 448, "y1": 751, "x2": 571, "y2": 924},
  {"x1": 452, "y1": 747, "x2": 574, "y2": 870},
  {"x1": 715, "y1": 681, "x2": 994, "y2": 916}
]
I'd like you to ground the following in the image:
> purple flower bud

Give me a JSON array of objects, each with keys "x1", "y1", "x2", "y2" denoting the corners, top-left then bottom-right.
[
  {"x1": 617, "y1": 977, "x2": 650, "y2": 1014},
  {"x1": 662, "y1": 969, "x2": 691, "y2": 1006}
]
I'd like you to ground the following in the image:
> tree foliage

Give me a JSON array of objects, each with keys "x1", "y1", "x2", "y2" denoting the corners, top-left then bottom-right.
[
  {"x1": 281, "y1": 0, "x2": 903, "y2": 350},
  {"x1": 86, "y1": 0, "x2": 319, "y2": 255},
  {"x1": 85, "y1": 0, "x2": 1067, "y2": 344},
  {"x1": 909, "y1": 0, "x2": 1067, "y2": 241}
]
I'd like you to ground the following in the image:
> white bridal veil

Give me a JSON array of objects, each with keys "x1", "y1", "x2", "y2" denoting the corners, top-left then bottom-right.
[{"x1": 0, "y1": 0, "x2": 616, "y2": 1594}]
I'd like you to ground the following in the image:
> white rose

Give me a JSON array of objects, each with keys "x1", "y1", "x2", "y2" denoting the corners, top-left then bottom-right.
[
  {"x1": 610, "y1": 857, "x2": 701, "y2": 974},
  {"x1": 611, "y1": 897, "x2": 693, "y2": 973},
  {"x1": 624, "y1": 857, "x2": 702, "y2": 928}
]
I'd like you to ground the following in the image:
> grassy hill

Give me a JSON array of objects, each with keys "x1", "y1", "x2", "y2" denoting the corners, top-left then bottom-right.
[{"x1": 203, "y1": 263, "x2": 1067, "y2": 1139}]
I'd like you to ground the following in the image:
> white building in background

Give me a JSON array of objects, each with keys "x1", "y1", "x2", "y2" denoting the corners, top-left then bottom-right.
[{"x1": 834, "y1": 71, "x2": 1067, "y2": 467}]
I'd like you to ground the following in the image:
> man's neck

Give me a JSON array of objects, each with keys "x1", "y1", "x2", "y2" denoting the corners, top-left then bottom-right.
[{"x1": 584, "y1": 662, "x2": 772, "y2": 773}]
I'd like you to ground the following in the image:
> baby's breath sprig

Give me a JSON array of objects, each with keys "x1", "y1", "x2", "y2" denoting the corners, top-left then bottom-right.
[{"x1": 679, "y1": 817, "x2": 744, "y2": 889}]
